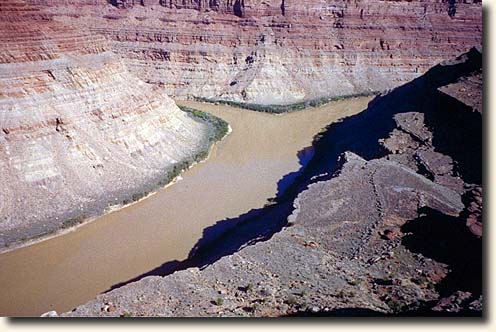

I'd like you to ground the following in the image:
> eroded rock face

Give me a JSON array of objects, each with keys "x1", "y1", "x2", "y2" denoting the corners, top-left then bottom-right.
[
  {"x1": 439, "y1": 71, "x2": 483, "y2": 114},
  {"x1": 62, "y1": 49, "x2": 482, "y2": 317},
  {"x1": 0, "y1": 0, "x2": 211, "y2": 247},
  {"x1": 28, "y1": 0, "x2": 482, "y2": 104}
]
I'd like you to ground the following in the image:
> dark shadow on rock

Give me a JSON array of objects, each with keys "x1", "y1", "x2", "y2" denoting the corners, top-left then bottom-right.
[
  {"x1": 423, "y1": 92, "x2": 482, "y2": 185},
  {"x1": 105, "y1": 48, "x2": 482, "y2": 295},
  {"x1": 285, "y1": 306, "x2": 482, "y2": 317},
  {"x1": 286, "y1": 308, "x2": 388, "y2": 317},
  {"x1": 401, "y1": 207, "x2": 482, "y2": 298}
]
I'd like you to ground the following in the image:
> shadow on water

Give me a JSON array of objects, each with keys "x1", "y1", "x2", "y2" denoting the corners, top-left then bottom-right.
[{"x1": 105, "y1": 48, "x2": 482, "y2": 294}]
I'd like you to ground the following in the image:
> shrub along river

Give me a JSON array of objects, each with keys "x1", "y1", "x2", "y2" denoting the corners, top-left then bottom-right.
[{"x1": 0, "y1": 97, "x2": 371, "y2": 316}]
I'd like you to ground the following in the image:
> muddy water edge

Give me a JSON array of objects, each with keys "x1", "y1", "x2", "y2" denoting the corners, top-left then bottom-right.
[{"x1": 0, "y1": 97, "x2": 372, "y2": 316}]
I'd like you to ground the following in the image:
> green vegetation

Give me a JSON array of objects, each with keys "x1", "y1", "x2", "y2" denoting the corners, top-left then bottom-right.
[
  {"x1": 411, "y1": 275, "x2": 435, "y2": 290},
  {"x1": 62, "y1": 215, "x2": 86, "y2": 229},
  {"x1": 213, "y1": 297, "x2": 224, "y2": 306},
  {"x1": 385, "y1": 299, "x2": 405, "y2": 313},
  {"x1": 178, "y1": 105, "x2": 229, "y2": 143},
  {"x1": 193, "y1": 91, "x2": 378, "y2": 114},
  {"x1": 117, "y1": 106, "x2": 229, "y2": 208},
  {"x1": 335, "y1": 289, "x2": 356, "y2": 299},
  {"x1": 347, "y1": 278, "x2": 359, "y2": 286},
  {"x1": 238, "y1": 283, "x2": 255, "y2": 293},
  {"x1": 157, "y1": 107, "x2": 228, "y2": 188},
  {"x1": 122, "y1": 190, "x2": 152, "y2": 205},
  {"x1": 8, "y1": 106, "x2": 230, "y2": 247}
]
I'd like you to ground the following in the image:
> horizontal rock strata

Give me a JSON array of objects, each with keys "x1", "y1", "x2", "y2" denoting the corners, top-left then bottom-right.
[
  {"x1": 0, "y1": 0, "x2": 212, "y2": 248},
  {"x1": 62, "y1": 49, "x2": 482, "y2": 317},
  {"x1": 29, "y1": 0, "x2": 482, "y2": 104}
]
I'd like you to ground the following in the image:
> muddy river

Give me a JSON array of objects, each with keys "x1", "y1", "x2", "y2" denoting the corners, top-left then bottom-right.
[{"x1": 0, "y1": 97, "x2": 371, "y2": 316}]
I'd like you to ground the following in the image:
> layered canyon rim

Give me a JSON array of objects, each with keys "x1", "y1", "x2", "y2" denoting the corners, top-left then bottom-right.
[
  {"x1": 0, "y1": 0, "x2": 482, "y2": 246},
  {"x1": 0, "y1": 0, "x2": 220, "y2": 248},
  {"x1": 28, "y1": 0, "x2": 481, "y2": 104},
  {"x1": 0, "y1": 0, "x2": 483, "y2": 318}
]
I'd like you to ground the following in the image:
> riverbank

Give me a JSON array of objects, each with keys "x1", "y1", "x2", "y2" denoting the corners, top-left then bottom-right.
[
  {"x1": 63, "y1": 50, "x2": 482, "y2": 317},
  {"x1": 0, "y1": 96, "x2": 372, "y2": 316},
  {"x1": 193, "y1": 92, "x2": 379, "y2": 114},
  {"x1": 0, "y1": 107, "x2": 229, "y2": 255}
]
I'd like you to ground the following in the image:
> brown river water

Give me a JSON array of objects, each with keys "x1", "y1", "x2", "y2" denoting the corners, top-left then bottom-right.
[{"x1": 0, "y1": 97, "x2": 371, "y2": 316}]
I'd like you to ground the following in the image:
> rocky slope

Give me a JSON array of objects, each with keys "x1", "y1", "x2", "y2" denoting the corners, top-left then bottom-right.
[
  {"x1": 29, "y1": 0, "x2": 482, "y2": 104},
  {"x1": 0, "y1": 0, "x2": 215, "y2": 248},
  {"x1": 61, "y1": 48, "x2": 482, "y2": 317}
]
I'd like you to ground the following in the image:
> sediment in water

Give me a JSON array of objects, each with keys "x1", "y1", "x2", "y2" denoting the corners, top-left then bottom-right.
[
  {"x1": 1, "y1": 96, "x2": 371, "y2": 316},
  {"x1": 63, "y1": 49, "x2": 482, "y2": 318}
]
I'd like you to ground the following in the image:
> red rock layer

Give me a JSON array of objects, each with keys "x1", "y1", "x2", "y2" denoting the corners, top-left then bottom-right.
[
  {"x1": 0, "y1": 0, "x2": 210, "y2": 247},
  {"x1": 29, "y1": 0, "x2": 482, "y2": 104}
]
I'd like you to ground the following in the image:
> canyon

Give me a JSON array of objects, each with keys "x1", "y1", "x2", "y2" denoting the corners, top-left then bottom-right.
[
  {"x1": 0, "y1": 0, "x2": 483, "y2": 318},
  {"x1": 0, "y1": 0, "x2": 222, "y2": 248},
  {"x1": 0, "y1": 0, "x2": 482, "y2": 248},
  {"x1": 30, "y1": 0, "x2": 482, "y2": 104},
  {"x1": 63, "y1": 47, "x2": 483, "y2": 318},
  {"x1": 0, "y1": 94, "x2": 371, "y2": 317}
]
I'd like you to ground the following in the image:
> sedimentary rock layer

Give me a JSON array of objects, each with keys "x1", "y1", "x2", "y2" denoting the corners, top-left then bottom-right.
[
  {"x1": 0, "y1": 0, "x2": 211, "y2": 247},
  {"x1": 30, "y1": 0, "x2": 482, "y2": 104},
  {"x1": 63, "y1": 49, "x2": 482, "y2": 317}
]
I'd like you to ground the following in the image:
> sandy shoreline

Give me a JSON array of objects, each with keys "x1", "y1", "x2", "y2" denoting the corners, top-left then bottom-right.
[{"x1": 0, "y1": 121, "x2": 232, "y2": 256}]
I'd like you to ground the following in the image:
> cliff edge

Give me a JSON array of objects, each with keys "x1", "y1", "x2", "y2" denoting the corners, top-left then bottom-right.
[
  {"x1": 62, "y1": 48, "x2": 482, "y2": 317},
  {"x1": 0, "y1": 0, "x2": 215, "y2": 249}
]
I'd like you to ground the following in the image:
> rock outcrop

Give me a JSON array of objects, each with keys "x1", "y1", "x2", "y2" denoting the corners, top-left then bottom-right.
[
  {"x1": 29, "y1": 0, "x2": 482, "y2": 104},
  {"x1": 62, "y1": 49, "x2": 482, "y2": 317},
  {"x1": 0, "y1": 0, "x2": 214, "y2": 248}
]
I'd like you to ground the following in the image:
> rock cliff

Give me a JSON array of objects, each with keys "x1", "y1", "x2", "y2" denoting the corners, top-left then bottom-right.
[
  {"x1": 62, "y1": 48, "x2": 482, "y2": 317},
  {"x1": 0, "y1": 0, "x2": 214, "y2": 248},
  {"x1": 28, "y1": 0, "x2": 482, "y2": 105}
]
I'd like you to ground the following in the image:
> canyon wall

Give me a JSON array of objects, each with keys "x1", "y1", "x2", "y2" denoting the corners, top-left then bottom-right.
[
  {"x1": 0, "y1": 0, "x2": 212, "y2": 247},
  {"x1": 62, "y1": 48, "x2": 482, "y2": 317},
  {"x1": 30, "y1": 0, "x2": 482, "y2": 104}
]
